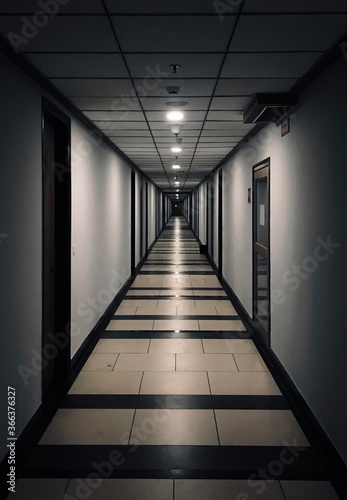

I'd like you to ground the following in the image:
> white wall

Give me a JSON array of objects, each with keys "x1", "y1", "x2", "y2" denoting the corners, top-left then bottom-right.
[
  {"x1": 71, "y1": 121, "x2": 131, "y2": 357},
  {"x1": 0, "y1": 54, "x2": 43, "y2": 461},
  {"x1": 220, "y1": 55, "x2": 347, "y2": 464}
]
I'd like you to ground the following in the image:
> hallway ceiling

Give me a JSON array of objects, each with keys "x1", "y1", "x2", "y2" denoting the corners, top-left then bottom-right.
[{"x1": 1, "y1": 0, "x2": 347, "y2": 199}]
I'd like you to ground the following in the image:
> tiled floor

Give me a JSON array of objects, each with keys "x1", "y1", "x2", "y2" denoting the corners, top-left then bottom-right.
[{"x1": 17, "y1": 217, "x2": 340, "y2": 499}]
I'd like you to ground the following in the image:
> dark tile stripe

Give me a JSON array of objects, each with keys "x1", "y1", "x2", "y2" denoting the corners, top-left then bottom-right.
[
  {"x1": 22, "y1": 445, "x2": 326, "y2": 480},
  {"x1": 122, "y1": 296, "x2": 230, "y2": 301},
  {"x1": 112, "y1": 315, "x2": 241, "y2": 320},
  {"x1": 61, "y1": 395, "x2": 289, "y2": 410},
  {"x1": 102, "y1": 332, "x2": 252, "y2": 339},
  {"x1": 139, "y1": 271, "x2": 215, "y2": 275}
]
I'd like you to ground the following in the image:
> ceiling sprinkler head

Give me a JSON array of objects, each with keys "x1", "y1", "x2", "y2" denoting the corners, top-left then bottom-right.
[
  {"x1": 176, "y1": 137, "x2": 183, "y2": 144},
  {"x1": 170, "y1": 64, "x2": 181, "y2": 74}
]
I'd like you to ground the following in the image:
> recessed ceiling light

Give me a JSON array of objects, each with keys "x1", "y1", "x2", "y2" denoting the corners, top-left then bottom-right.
[
  {"x1": 171, "y1": 147, "x2": 182, "y2": 153},
  {"x1": 172, "y1": 164, "x2": 181, "y2": 170},
  {"x1": 167, "y1": 111, "x2": 184, "y2": 121},
  {"x1": 166, "y1": 101, "x2": 188, "y2": 107}
]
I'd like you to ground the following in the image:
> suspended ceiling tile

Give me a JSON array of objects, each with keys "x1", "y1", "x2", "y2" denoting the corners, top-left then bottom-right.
[
  {"x1": 149, "y1": 121, "x2": 204, "y2": 131},
  {"x1": 105, "y1": 0, "x2": 240, "y2": 14},
  {"x1": 152, "y1": 130, "x2": 201, "y2": 137},
  {"x1": 231, "y1": 15, "x2": 347, "y2": 52},
  {"x1": 51, "y1": 78, "x2": 134, "y2": 97},
  {"x1": 133, "y1": 78, "x2": 216, "y2": 97},
  {"x1": 69, "y1": 97, "x2": 134, "y2": 111},
  {"x1": 0, "y1": 0, "x2": 105, "y2": 13},
  {"x1": 145, "y1": 111, "x2": 206, "y2": 121},
  {"x1": 215, "y1": 78, "x2": 298, "y2": 95},
  {"x1": 113, "y1": 16, "x2": 236, "y2": 52},
  {"x1": 26, "y1": 54, "x2": 128, "y2": 78},
  {"x1": 210, "y1": 96, "x2": 251, "y2": 110},
  {"x1": 206, "y1": 110, "x2": 244, "y2": 121},
  {"x1": 200, "y1": 129, "x2": 246, "y2": 137},
  {"x1": 243, "y1": 0, "x2": 347, "y2": 13},
  {"x1": 221, "y1": 52, "x2": 323, "y2": 78},
  {"x1": 204, "y1": 122, "x2": 254, "y2": 130},
  {"x1": 0, "y1": 17, "x2": 118, "y2": 52},
  {"x1": 98, "y1": 122, "x2": 149, "y2": 130},
  {"x1": 125, "y1": 54, "x2": 224, "y2": 79},
  {"x1": 105, "y1": 131, "x2": 152, "y2": 137},
  {"x1": 140, "y1": 97, "x2": 211, "y2": 111},
  {"x1": 86, "y1": 111, "x2": 145, "y2": 121}
]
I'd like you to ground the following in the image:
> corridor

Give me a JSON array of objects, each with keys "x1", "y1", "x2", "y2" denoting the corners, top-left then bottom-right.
[{"x1": 15, "y1": 216, "x2": 339, "y2": 499}]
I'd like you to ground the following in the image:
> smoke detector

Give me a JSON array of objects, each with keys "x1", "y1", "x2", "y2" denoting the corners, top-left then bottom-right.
[{"x1": 167, "y1": 86, "x2": 180, "y2": 95}]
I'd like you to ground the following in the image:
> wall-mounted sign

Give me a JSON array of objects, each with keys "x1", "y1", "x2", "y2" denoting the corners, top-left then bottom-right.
[{"x1": 281, "y1": 117, "x2": 290, "y2": 137}]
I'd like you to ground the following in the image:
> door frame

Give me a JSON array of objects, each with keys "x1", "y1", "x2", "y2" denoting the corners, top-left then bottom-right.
[
  {"x1": 252, "y1": 157, "x2": 271, "y2": 344},
  {"x1": 218, "y1": 169, "x2": 223, "y2": 276},
  {"x1": 42, "y1": 98, "x2": 71, "y2": 399}
]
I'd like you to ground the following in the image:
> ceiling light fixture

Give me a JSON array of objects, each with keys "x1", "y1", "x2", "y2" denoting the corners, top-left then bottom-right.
[
  {"x1": 172, "y1": 164, "x2": 181, "y2": 170},
  {"x1": 167, "y1": 111, "x2": 184, "y2": 121},
  {"x1": 171, "y1": 147, "x2": 182, "y2": 153}
]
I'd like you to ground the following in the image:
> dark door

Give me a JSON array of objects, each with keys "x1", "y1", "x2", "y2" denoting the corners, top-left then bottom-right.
[
  {"x1": 42, "y1": 100, "x2": 71, "y2": 399},
  {"x1": 253, "y1": 160, "x2": 270, "y2": 343}
]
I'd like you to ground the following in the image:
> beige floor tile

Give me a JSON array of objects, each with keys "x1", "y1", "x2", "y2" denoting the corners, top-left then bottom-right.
[
  {"x1": 93, "y1": 339, "x2": 150, "y2": 353},
  {"x1": 120, "y1": 299, "x2": 159, "y2": 307},
  {"x1": 203, "y1": 339, "x2": 258, "y2": 354},
  {"x1": 65, "y1": 479, "x2": 173, "y2": 500},
  {"x1": 153, "y1": 319, "x2": 200, "y2": 330},
  {"x1": 177, "y1": 354, "x2": 238, "y2": 372},
  {"x1": 136, "y1": 306, "x2": 177, "y2": 316},
  {"x1": 115, "y1": 306, "x2": 138, "y2": 316},
  {"x1": 177, "y1": 305, "x2": 218, "y2": 316},
  {"x1": 160, "y1": 289, "x2": 194, "y2": 296},
  {"x1": 68, "y1": 371, "x2": 143, "y2": 395},
  {"x1": 216, "y1": 305, "x2": 238, "y2": 315},
  {"x1": 40, "y1": 409, "x2": 135, "y2": 445},
  {"x1": 149, "y1": 339, "x2": 203, "y2": 353},
  {"x1": 193, "y1": 290, "x2": 227, "y2": 296},
  {"x1": 106, "y1": 319, "x2": 154, "y2": 330},
  {"x1": 114, "y1": 353, "x2": 175, "y2": 371},
  {"x1": 130, "y1": 409, "x2": 218, "y2": 445},
  {"x1": 158, "y1": 299, "x2": 193, "y2": 307},
  {"x1": 175, "y1": 479, "x2": 285, "y2": 499},
  {"x1": 14, "y1": 479, "x2": 69, "y2": 500},
  {"x1": 127, "y1": 289, "x2": 161, "y2": 296},
  {"x1": 208, "y1": 371, "x2": 281, "y2": 395},
  {"x1": 215, "y1": 410, "x2": 310, "y2": 446},
  {"x1": 280, "y1": 481, "x2": 340, "y2": 500},
  {"x1": 141, "y1": 371, "x2": 210, "y2": 395},
  {"x1": 82, "y1": 353, "x2": 119, "y2": 371},
  {"x1": 234, "y1": 353, "x2": 269, "y2": 371},
  {"x1": 199, "y1": 319, "x2": 246, "y2": 331}
]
